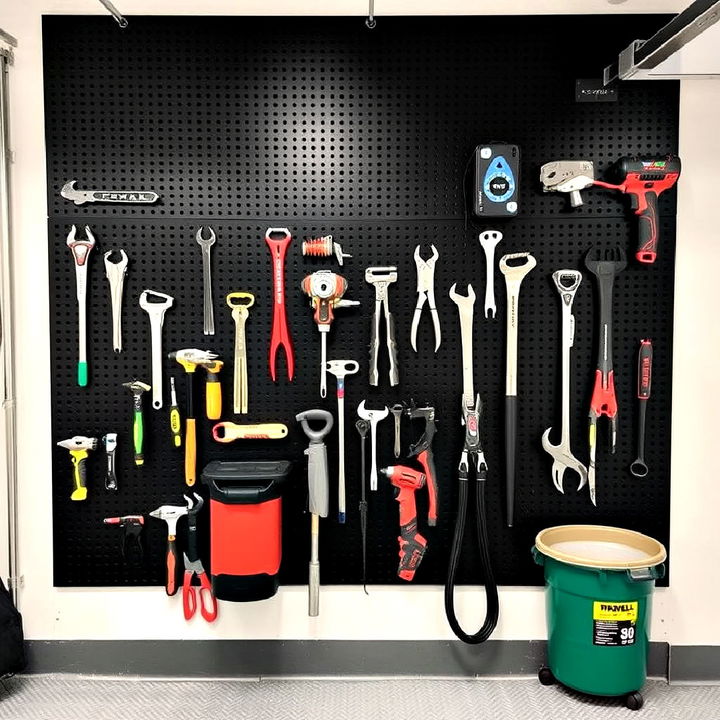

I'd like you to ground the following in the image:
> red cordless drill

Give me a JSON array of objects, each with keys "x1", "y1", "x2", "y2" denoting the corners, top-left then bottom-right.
[
  {"x1": 595, "y1": 155, "x2": 681, "y2": 264},
  {"x1": 381, "y1": 465, "x2": 427, "y2": 581}
]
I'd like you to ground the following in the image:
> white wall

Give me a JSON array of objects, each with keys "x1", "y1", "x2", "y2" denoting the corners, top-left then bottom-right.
[{"x1": 3, "y1": 0, "x2": 719, "y2": 647}]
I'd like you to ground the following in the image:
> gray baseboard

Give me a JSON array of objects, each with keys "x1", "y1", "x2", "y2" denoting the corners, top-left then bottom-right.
[
  {"x1": 24, "y1": 640, "x2": 670, "y2": 679},
  {"x1": 668, "y1": 646, "x2": 720, "y2": 682}
]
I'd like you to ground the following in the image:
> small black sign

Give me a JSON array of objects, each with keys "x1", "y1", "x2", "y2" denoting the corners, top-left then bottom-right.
[{"x1": 576, "y1": 78, "x2": 618, "y2": 103}]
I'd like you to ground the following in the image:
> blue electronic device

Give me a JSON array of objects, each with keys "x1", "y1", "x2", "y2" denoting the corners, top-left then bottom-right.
[{"x1": 473, "y1": 144, "x2": 520, "y2": 218}]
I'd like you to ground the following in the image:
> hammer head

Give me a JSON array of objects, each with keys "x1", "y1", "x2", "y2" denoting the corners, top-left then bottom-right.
[
  {"x1": 168, "y1": 348, "x2": 218, "y2": 372},
  {"x1": 122, "y1": 379, "x2": 151, "y2": 396},
  {"x1": 149, "y1": 504, "x2": 188, "y2": 535},
  {"x1": 57, "y1": 435, "x2": 97, "y2": 451},
  {"x1": 540, "y1": 160, "x2": 595, "y2": 207}
]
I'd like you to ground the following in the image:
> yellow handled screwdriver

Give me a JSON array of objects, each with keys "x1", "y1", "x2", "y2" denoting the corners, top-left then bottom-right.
[{"x1": 169, "y1": 376, "x2": 182, "y2": 448}]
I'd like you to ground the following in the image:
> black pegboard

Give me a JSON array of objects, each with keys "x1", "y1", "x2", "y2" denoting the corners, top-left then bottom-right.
[{"x1": 43, "y1": 15, "x2": 677, "y2": 588}]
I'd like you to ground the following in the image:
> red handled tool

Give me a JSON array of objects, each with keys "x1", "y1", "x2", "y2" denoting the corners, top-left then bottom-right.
[
  {"x1": 380, "y1": 465, "x2": 427, "y2": 581},
  {"x1": 630, "y1": 339, "x2": 653, "y2": 478},
  {"x1": 182, "y1": 493, "x2": 217, "y2": 622},
  {"x1": 407, "y1": 403, "x2": 438, "y2": 526},
  {"x1": 585, "y1": 246, "x2": 627, "y2": 506},
  {"x1": 149, "y1": 503, "x2": 188, "y2": 596},
  {"x1": 595, "y1": 155, "x2": 681, "y2": 264},
  {"x1": 265, "y1": 228, "x2": 295, "y2": 382}
]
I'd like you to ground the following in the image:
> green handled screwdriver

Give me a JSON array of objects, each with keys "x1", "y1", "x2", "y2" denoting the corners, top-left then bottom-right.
[{"x1": 122, "y1": 380, "x2": 151, "y2": 466}]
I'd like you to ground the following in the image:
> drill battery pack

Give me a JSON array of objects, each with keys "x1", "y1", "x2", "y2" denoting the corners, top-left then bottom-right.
[
  {"x1": 201, "y1": 460, "x2": 292, "y2": 602},
  {"x1": 472, "y1": 143, "x2": 520, "y2": 218}
]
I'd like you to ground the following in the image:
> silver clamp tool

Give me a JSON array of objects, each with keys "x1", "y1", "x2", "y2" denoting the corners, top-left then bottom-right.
[
  {"x1": 296, "y1": 409, "x2": 333, "y2": 618},
  {"x1": 365, "y1": 266, "x2": 399, "y2": 386},
  {"x1": 104, "y1": 249, "x2": 128, "y2": 353},
  {"x1": 357, "y1": 401, "x2": 389, "y2": 491},
  {"x1": 61, "y1": 180, "x2": 159, "y2": 205},
  {"x1": 326, "y1": 360, "x2": 360, "y2": 524},
  {"x1": 391, "y1": 403, "x2": 403, "y2": 458},
  {"x1": 542, "y1": 270, "x2": 588, "y2": 494},
  {"x1": 478, "y1": 231, "x2": 502, "y2": 318},
  {"x1": 102, "y1": 433, "x2": 118, "y2": 492},
  {"x1": 539, "y1": 161, "x2": 595, "y2": 208},
  {"x1": 139, "y1": 290, "x2": 174, "y2": 410},
  {"x1": 499, "y1": 252, "x2": 536, "y2": 527},
  {"x1": 196, "y1": 226, "x2": 216, "y2": 336},
  {"x1": 411, "y1": 245, "x2": 440, "y2": 352},
  {"x1": 66, "y1": 225, "x2": 95, "y2": 387}
]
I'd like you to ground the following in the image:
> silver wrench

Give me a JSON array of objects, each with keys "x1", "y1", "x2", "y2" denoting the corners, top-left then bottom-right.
[
  {"x1": 66, "y1": 225, "x2": 95, "y2": 387},
  {"x1": 196, "y1": 227, "x2": 216, "y2": 336},
  {"x1": 326, "y1": 360, "x2": 360, "y2": 523},
  {"x1": 139, "y1": 290, "x2": 174, "y2": 410},
  {"x1": 391, "y1": 403, "x2": 403, "y2": 458},
  {"x1": 61, "y1": 180, "x2": 159, "y2": 205},
  {"x1": 478, "y1": 231, "x2": 502, "y2": 318},
  {"x1": 542, "y1": 270, "x2": 588, "y2": 493},
  {"x1": 357, "y1": 400, "x2": 389, "y2": 491},
  {"x1": 104, "y1": 249, "x2": 128, "y2": 353}
]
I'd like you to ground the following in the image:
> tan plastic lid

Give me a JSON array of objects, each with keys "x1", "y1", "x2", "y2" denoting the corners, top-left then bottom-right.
[{"x1": 535, "y1": 524, "x2": 667, "y2": 570}]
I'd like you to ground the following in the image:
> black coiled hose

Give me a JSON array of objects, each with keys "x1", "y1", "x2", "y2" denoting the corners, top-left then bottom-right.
[{"x1": 444, "y1": 476, "x2": 499, "y2": 643}]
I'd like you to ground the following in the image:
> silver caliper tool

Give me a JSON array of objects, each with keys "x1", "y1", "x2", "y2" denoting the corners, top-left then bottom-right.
[
  {"x1": 104, "y1": 249, "x2": 128, "y2": 353},
  {"x1": 139, "y1": 289, "x2": 174, "y2": 410}
]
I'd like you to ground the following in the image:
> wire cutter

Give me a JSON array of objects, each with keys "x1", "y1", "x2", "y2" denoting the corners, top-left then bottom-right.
[
  {"x1": 410, "y1": 244, "x2": 441, "y2": 352},
  {"x1": 182, "y1": 493, "x2": 217, "y2": 622}
]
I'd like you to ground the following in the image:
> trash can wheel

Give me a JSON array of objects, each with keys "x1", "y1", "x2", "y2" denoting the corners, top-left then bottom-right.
[
  {"x1": 538, "y1": 667, "x2": 556, "y2": 686},
  {"x1": 625, "y1": 691, "x2": 644, "y2": 711}
]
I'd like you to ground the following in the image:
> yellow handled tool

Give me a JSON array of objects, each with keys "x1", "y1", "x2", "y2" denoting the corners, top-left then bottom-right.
[
  {"x1": 57, "y1": 436, "x2": 98, "y2": 501},
  {"x1": 201, "y1": 360, "x2": 224, "y2": 420},
  {"x1": 212, "y1": 422, "x2": 288, "y2": 442},
  {"x1": 169, "y1": 376, "x2": 182, "y2": 447}
]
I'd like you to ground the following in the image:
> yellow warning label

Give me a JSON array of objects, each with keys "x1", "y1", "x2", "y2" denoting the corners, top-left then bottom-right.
[{"x1": 593, "y1": 601, "x2": 638, "y2": 622}]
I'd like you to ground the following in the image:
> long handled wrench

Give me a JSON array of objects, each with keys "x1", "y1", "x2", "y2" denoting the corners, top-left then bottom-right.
[
  {"x1": 355, "y1": 418, "x2": 370, "y2": 593},
  {"x1": 196, "y1": 227, "x2": 216, "y2": 336},
  {"x1": 541, "y1": 271, "x2": 588, "y2": 494},
  {"x1": 499, "y1": 252, "x2": 536, "y2": 527},
  {"x1": 139, "y1": 290, "x2": 174, "y2": 410},
  {"x1": 357, "y1": 401, "x2": 389, "y2": 491},
  {"x1": 296, "y1": 409, "x2": 333, "y2": 617},
  {"x1": 66, "y1": 225, "x2": 95, "y2": 386},
  {"x1": 226, "y1": 292, "x2": 255, "y2": 414},
  {"x1": 266, "y1": 228, "x2": 295, "y2": 381},
  {"x1": 104, "y1": 249, "x2": 128, "y2": 353},
  {"x1": 326, "y1": 360, "x2": 360, "y2": 523}
]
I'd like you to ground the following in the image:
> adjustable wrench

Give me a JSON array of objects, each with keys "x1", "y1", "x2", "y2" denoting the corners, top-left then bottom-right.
[
  {"x1": 104, "y1": 249, "x2": 128, "y2": 353},
  {"x1": 541, "y1": 270, "x2": 588, "y2": 494},
  {"x1": 66, "y1": 225, "x2": 95, "y2": 386},
  {"x1": 266, "y1": 228, "x2": 295, "y2": 381},
  {"x1": 326, "y1": 360, "x2": 360, "y2": 523},
  {"x1": 357, "y1": 401, "x2": 389, "y2": 491},
  {"x1": 365, "y1": 267, "x2": 399, "y2": 387},
  {"x1": 196, "y1": 227, "x2": 216, "y2": 336},
  {"x1": 499, "y1": 252, "x2": 536, "y2": 527},
  {"x1": 139, "y1": 290, "x2": 174, "y2": 410},
  {"x1": 478, "y1": 231, "x2": 502, "y2": 318},
  {"x1": 226, "y1": 292, "x2": 255, "y2": 414}
]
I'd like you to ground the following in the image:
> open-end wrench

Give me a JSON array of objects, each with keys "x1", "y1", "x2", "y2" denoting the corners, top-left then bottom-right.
[
  {"x1": 542, "y1": 270, "x2": 588, "y2": 494},
  {"x1": 391, "y1": 404, "x2": 403, "y2": 458},
  {"x1": 357, "y1": 400, "x2": 389, "y2": 491},
  {"x1": 66, "y1": 225, "x2": 95, "y2": 386},
  {"x1": 61, "y1": 180, "x2": 159, "y2": 205},
  {"x1": 226, "y1": 292, "x2": 255, "y2": 414},
  {"x1": 196, "y1": 227, "x2": 216, "y2": 336},
  {"x1": 630, "y1": 339, "x2": 653, "y2": 478},
  {"x1": 266, "y1": 228, "x2": 295, "y2": 382},
  {"x1": 499, "y1": 252, "x2": 536, "y2": 527},
  {"x1": 104, "y1": 249, "x2": 128, "y2": 353},
  {"x1": 326, "y1": 360, "x2": 360, "y2": 523},
  {"x1": 478, "y1": 231, "x2": 502, "y2": 318},
  {"x1": 139, "y1": 290, "x2": 174, "y2": 410}
]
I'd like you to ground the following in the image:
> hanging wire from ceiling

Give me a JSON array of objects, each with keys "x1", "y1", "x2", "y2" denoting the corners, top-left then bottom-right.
[
  {"x1": 97, "y1": 0, "x2": 128, "y2": 28},
  {"x1": 366, "y1": 0, "x2": 376, "y2": 28}
]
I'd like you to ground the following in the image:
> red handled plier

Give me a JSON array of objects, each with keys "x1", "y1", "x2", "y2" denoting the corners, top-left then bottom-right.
[{"x1": 182, "y1": 493, "x2": 217, "y2": 623}]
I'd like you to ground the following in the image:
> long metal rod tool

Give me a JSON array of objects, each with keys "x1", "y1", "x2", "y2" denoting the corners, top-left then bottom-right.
[
  {"x1": 0, "y1": 31, "x2": 20, "y2": 604},
  {"x1": 355, "y1": 419, "x2": 369, "y2": 594}
]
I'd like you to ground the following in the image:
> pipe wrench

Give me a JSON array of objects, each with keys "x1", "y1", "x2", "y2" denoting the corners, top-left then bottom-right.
[
  {"x1": 139, "y1": 290, "x2": 174, "y2": 410},
  {"x1": 104, "y1": 249, "x2": 128, "y2": 353},
  {"x1": 66, "y1": 225, "x2": 95, "y2": 387}
]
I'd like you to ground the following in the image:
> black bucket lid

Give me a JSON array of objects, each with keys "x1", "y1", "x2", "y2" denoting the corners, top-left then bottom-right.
[{"x1": 201, "y1": 460, "x2": 292, "y2": 504}]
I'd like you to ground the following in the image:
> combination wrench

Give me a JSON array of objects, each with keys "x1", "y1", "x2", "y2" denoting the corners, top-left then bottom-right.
[
  {"x1": 357, "y1": 401, "x2": 389, "y2": 491},
  {"x1": 139, "y1": 290, "x2": 175, "y2": 409},
  {"x1": 478, "y1": 231, "x2": 502, "y2": 318},
  {"x1": 66, "y1": 225, "x2": 95, "y2": 386},
  {"x1": 196, "y1": 227, "x2": 216, "y2": 336},
  {"x1": 104, "y1": 249, "x2": 128, "y2": 353},
  {"x1": 541, "y1": 270, "x2": 588, "y2": 494}
]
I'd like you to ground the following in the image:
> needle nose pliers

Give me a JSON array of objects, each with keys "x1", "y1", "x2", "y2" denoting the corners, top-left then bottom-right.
[
  {"x1": 182, "y1": 493, "x2": 217, "y2": 623},
  {"x1": 410, "y1": 244, "x2": 441, "y2": 352}
]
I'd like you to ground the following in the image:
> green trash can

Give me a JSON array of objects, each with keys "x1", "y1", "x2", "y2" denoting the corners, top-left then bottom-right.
[{"x1": 533, "y1": 525, "x2": 666, "y2": 711}]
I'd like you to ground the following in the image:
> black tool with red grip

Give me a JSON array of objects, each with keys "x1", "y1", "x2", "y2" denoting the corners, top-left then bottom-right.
[
  {"x1": 630, "y1": 339, "x2": 653, "y2": 478},
  {"x1": 407, "y1": 404, "x2": 438, "y2": 526}
]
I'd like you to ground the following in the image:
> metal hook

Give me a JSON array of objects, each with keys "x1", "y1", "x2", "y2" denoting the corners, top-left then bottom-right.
[
  {"x1": 97, "y1": 0, "x2": 128, "y2": 28},
  {"x1": 365, "y1": 0, "x2": 376, "y2": 28}
]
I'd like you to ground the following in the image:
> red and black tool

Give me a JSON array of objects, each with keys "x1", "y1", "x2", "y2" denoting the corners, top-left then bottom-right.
[
  {"x1": 595, "y1": 155, "x2": 681, "y2": 264},
  {"x1": 265, "y1": 227, "x2": 295, "y2": 382},
  {"x1": 585, "y1": 246, "x2": 627, "y2": 506},
  {"x1": 182, "y1": 493, "x2": 217, "y2": 623},
  {"x1": 149, "y1": 503, "x2": 188, "y2": 596},
  {"x1": 380, "y1": 465, "x2": 427, "y2": 582},
  {"x1": 630, "y1": 339, "x2": 653, "y2": 478},
  {"x1": 407, "y1": 403, "x2": 438, "y2": 526},
  {"x1": 103, "y1": 515, "x2": 144, "y2": 564}
]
